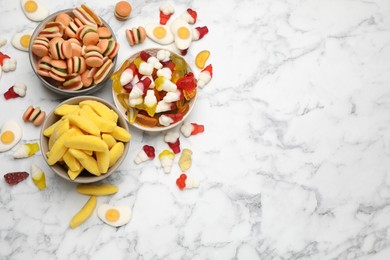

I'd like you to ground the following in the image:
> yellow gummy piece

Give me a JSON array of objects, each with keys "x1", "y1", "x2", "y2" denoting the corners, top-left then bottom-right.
[
  {"x1": 111, "y1": 59, "x2": 130, "y2": 94},
  {"x1": 109, "y1": 142, "x2": 124, "y2": 167},
  {"x1": 79, "y1": 100, "x2": 118, "y2": 123},
  {"x1": 48, "y1": 118, "x2": 70, "y2": 150},
  {"x1": 63, "y1": 150, "x2": 82, "y2": 172},
  {"x1": 68, "y1": 166, "x2": 84, "y2": 180},
  {"x1": 43, "y1": 119, "x2": 62, "y2": 137},
  {"x1": 24, "y1": 0, "x2": 37, "y2": 13},
  {"x1": 144, "y1": 103, "x2": 157, "y2": 117},
  {"x1": 47, "y1": 128, "x2": 80, "y2": 165},
  {"x1": 117, "y1": 93, "x2": 130, "y2": 110},
  {"x1": 69, "y1": 196, "x2": 97, "y2": 229},
  {"x1": 102, "y1": 134, "x2": 117, "y2": 149},
  {"x1": 96, "y1": 149, "x2": 110, "y2": 174},
  {"x1": 64, "y1": 135, "x2": 109, "y2": 152},
  {"x1": 68, "y1": 148, "x2": 101, "y2": 176},
  {"x1": 25, "y1": 143, "x2": 39, "y2": 156},
  {"x1": 64, "y1": 114, "x2": 100, "y2": 136},
  {"x1": 111, "y1": 126, "x2": 131, "y2": 142},
  {"x1": 179, "y1": 148, "x2": 193, "y2": 171},
  {"x1": 127, "y1": 107, "x2": 137, "y2": 124},
  {"x1": 77, "y1": 184, "x2": 118, "y2": 196},
  {"x1": 54, "y1": 104, "x2": 80, "y2": 116},
  {"x1": 154, "y1": 76, "x2": 165, "y2": 91},
  {"x1": 32, "y1": 172, "x2": 46, "y2": 190},
  {"x1": 195, "y1": 50, "x2": 210, "y2": 69},
  {"x1": 133, "y1": 57, "x2": 143, "y2": 69},
  {"x1": 79, "y1": 105, "x2": 116, "y2": 133},
  {"x1": 158, "y1": 149, "x2": 175, "y2": 160}
]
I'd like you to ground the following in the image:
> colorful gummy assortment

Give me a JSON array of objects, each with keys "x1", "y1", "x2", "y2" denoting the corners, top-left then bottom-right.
[{"x1": 113, "y1": 50, "x2": 197, "y2": 128}]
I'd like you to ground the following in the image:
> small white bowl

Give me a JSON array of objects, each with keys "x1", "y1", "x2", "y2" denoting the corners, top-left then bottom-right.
[{"x1": 111, "y1": 48, "x2": 197, "y2": 132}]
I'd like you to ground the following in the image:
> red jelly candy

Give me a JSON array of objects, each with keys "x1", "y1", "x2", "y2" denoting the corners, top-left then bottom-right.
[
  {"x1": 187, "y1": 9, "x2": 197, "y2": 23},
  {"x1": 0, "y1": 52, "x2": 10, "y2": 66},
  {"x1": 4, "y1": 171, "x2": 29, "y2": 186},
  {"x1": 168, "y1": 138, "x2": 180, "y2": 154},
  {"x1": 161, "y1": 60, "x2": 175, "y2": 71},
  {"x1": 140, "y1": 51, "x2": 151, "y2": 62},
  {"x1": 143, "y1": 145, "x2": 155, "y2": 159},
  {"x1": 191, "y1": 123, "x2": 204, "y2": 135},
  {"x1": 176, "y1": 173, "x2": 187, "y2": 190},
  {"x1": 177, "y1": 72, "x2": 196, "y2": 92}
]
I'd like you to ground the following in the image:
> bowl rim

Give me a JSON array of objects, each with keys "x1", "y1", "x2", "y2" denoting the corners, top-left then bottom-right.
[
  {"x1": 40, "y1": 95, "x2": 130, "y2": 183},
  {"x1": 111, "y1": 47, "x2": 197, "y2": 132},
  {"x1": 29, "y1": 8, "x2": 117, "y2": 96}
]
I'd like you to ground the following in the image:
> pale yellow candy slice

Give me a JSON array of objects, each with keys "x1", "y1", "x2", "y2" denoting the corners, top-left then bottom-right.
[
  {"x1": 79, "y1": 100, "x2": 118, "y2": 123},
  {"x1": 48, "y1": 118, "x2": 69, "y2": 150},
  {"x1": 109, "y1": 142, "x2": 124, "y2": 167},
  {"x1": 68, "y1": 148, "x2": 101, "y2": 176},
  {"x1": 102, "y1": 134, "x2": 117, "y2": 149},
  {"x1": 64, "y1": 135, "x2": 108, "y2": 152},
  {"x1": 79, "y1": 105, "x2": 116, "y2": 133},
  {"x1": 111, "y1": 126, "x2": 131, "y2": 142},
  {"x1": 63, "y1": 114, "x2": 100, "y2": 136},
  {"x1": 54, "y1": 104, "x2": 80, "y2": 116}
]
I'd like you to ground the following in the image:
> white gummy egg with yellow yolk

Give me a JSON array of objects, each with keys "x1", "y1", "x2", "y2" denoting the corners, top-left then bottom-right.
[
  {"x1": 145, "y1": 23, "x2": 174, "y2": 45},
  {"x1": 0, "y1": 121, "x2": 22, "y2": 152},
  {"x1": 20, "y1": 0, "x2": 49, "y2": 22},
  {"x1": 12, "y1": 31, "x2": 33, "y2": 52},
  {"x1": 170, "y1": 18, "x2": 192, "y2": 50},
  {"x1": 97, "y1": 204, "x2": 132, "y2": 227}
]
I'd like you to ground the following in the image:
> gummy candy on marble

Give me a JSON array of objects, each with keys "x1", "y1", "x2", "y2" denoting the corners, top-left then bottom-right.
[
  {"x1": 0, "y1": 52, "x2": 17, "y2": 73},
  {"x1": 159, "y1": 2, "x2": 174, "y2": 25},
  {"x1": 164, "y1": 131, "x2": 180, "y2": 154},
  {"x1": 144, "y1": 89, "x2": 157, "y2": 117},
  {"x1": 176, "y1": 173, "x2": 199, "y2": 190},
  {"x1": 180, "y1": 122, "x2": 204, "y2": 137},
  {"x1": 176, "y1": 72, "x2": 196, "y2": 92},
  {"x1": 31, "y1": 164, "x2": 46, "y2": 190},
  {"x1": 159, "y1": 113, "x2": 183, "y2": 127},
  {"x1": 197, "y1": 64, "x2": 213, "y2": 88},
  {"x1": 4, "y1": 171, "x2": 29, "y2": 186},
  {"x1": 13, "y1": 142, "x2": 39, "y2": 158},
  {"x1": 192, "y1": 26, "x2": 209, "y2": 41},
  {"x1": 183, "y1": 88, "x2": 196, "y2": 101},
  {"x1": 134, "y1": 145, "x2": 155, "y2": 164},
  {"x1": 0, "y1": 38, "x2": 6, "y2": 47},
  {"x1": 179, "y1": 148, "x2": 192, "y2": 171},
  {"x1": 135, "y1": 113, "x2": 157, "y2": 127},
  {"x1": 195, "y1": 50, "x2": 210, "y2": 69},
  {"x1": 4, "y1": 83, "x2": 27, "y2": 100},
  {"x1": 159, "y1": 149, "x2": 175, "y2": 173},
  {"x1": 180, "y1": 9, "x2": 197, "y2": 24},
  {"x1": 155, "y1": 76, "x2": 177, "y2": 92}
]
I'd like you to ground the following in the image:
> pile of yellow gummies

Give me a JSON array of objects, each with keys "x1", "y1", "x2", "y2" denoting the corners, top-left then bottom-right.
[{"x1": 43, "y1": 100, "x2": 131, "y2": 179}]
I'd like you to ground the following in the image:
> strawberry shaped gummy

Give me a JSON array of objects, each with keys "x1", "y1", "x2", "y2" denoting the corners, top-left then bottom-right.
[{"x1": 4, "y1": 171, "x2": 29, "y2": 185}]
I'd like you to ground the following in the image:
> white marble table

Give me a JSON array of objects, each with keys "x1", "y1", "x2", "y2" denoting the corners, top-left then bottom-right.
[{"x1": 1, "y1": 0, "x2": 390, "y2": 259}]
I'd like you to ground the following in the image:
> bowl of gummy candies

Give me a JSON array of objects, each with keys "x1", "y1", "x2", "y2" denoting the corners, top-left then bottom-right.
[
  {"x1": 29, "y1": 4, "x2": 119, "y2": 96},
  {"x1": 111, "y1": 48, "x2": 197, "y2": 132}
]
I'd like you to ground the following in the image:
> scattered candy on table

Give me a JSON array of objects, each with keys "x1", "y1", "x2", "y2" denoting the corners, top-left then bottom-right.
[
  {"x1": 115, "y1": 1, "x2": 132, "y2": 21},
  {"x1": 69, "y1": 195, "x2": 97, "y2": 229},
  {"x1": 22, "y1": 105, "x2": 46, "y2": 126},
  {"x1": 31, "y1": 164, "x2": 46, "y2": 190},
  {"x1": 13, "y1": 142, "x2": 39, "y2": 158},
  {"x1": 197, "y1": 64, "x2": 213, "y2": 88},
  {"x1": 164, "y1": 131, "x2": 180, "y2": 154},
  {"x1": 12, "y1": 31, "x2": 32, "y2": 52},
  {"x1": 21, "y1": 0, "x2": 49, "y2": 22},
  {"x1": 176, "y1": 173, "x2": 199, "y2": 190},
  {"x1": 3, "y1": 83, "x2": 27, "y2": 100},
  {"x1": 195, "y1": 50, "x2": 210, "y2": 69},
  {"x1": 134, "y1": 145, "x2": 155, "y2": 164},
  {"x1": 179, "y1": 148, "x2": 192, "y2": 171},
  {"x1": 159, "y1": 2, "x2": 175, "y2": 25},
  {"x1": 180, "y1": 122, "x2": 204, "y2": 137},
  {"x1": 180, "y1": 9, "x2": 197, "y2": 24},
  {"x1": 97, "y1": 204, "x2": 132, "y2": 227},
  {"x1": 0, "y1": 52, "x2": 17, "y2": 74},
  {"x1": 192, "y1": 26, "x2": 209, "y2": 41},
  {"x1": 4, "y1": 171, "x2": 29, "y2": 186},
  {"x1": 77, "y1": 184, "x2": 119, "y2": 196},
  {"x1": 0, "y1": 120, "x2": 22, "y2": 152},
  {"x1": 159, "y1": 149, "x2": 175, "y2": 173},
  {"x1": 126, "y1": 27, "x2": 146, "y2": 46}
]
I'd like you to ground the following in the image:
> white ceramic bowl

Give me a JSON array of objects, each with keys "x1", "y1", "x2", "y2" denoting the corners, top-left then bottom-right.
[
  {"x1": 40, "y1": 96, "x2": 130, "y2": 183},
  {"x1": 112, "y1": 48, "x2": 197, "y2": 132},
  {"x1": 29, "y1": 9, "x2": 117, "y2": 97}
]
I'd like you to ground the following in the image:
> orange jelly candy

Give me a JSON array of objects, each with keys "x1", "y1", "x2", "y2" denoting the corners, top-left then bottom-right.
[
  {"x1": 183, "y1": 88, "x2": 196, "y2": 101},
  {"x1": 135, "y1": 113, "x2": 158, "y2": 127}
]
